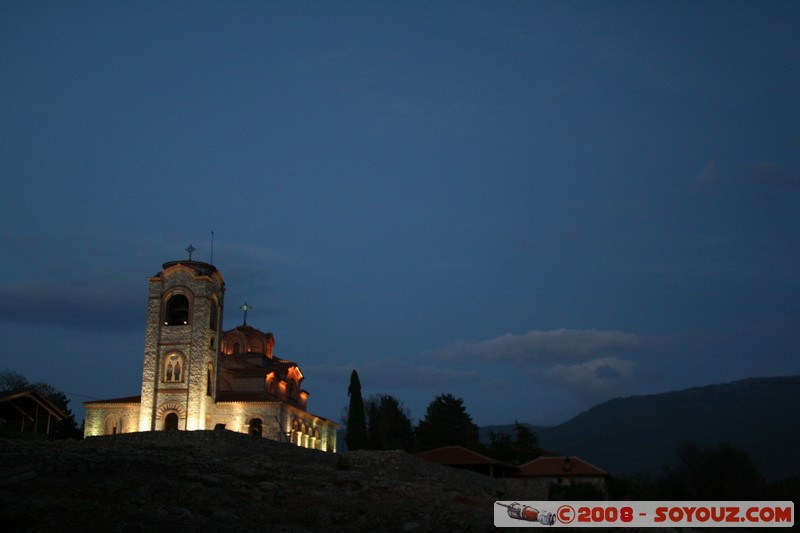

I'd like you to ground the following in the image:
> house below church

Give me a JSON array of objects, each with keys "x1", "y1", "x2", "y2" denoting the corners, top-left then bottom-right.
[{"x1": 84, "y1": 258, "x2": 337, "y2": 452}]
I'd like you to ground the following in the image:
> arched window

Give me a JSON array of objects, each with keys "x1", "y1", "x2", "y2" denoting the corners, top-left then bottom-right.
[
  {"x1": 209, "y1": 304, "x2": 218, "y2": 330},
  {"x1": 206, "y1": 365, "x2": 213, "y2": 396},
  {"x1": 166, "y1": 294, "x2": 190, "y2": 325},
  {"x1": 232, "y1": 342, "x2": 240, "y2": 354},
  {"x1": 164, "y1": 353, "x2": 184, "y2": 383},
  {"x1": 164, "y1": 412, "x2": 179, "y2": 431},
  {"x1": 104, "y1": 416, "x2": 121, "y2": 435},
  {"x1": 249, "y1": 418, "x2": 262, "y2": 436}
]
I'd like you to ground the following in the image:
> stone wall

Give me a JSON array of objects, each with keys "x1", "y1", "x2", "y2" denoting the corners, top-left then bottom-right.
[{"x1": 84, "y1": 404, "x2": 139, "y2": 437}]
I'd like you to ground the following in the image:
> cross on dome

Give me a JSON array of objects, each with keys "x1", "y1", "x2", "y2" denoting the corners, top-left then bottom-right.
[{"x1": 240, "y1": 302, "x2": 252, "y2": 325}]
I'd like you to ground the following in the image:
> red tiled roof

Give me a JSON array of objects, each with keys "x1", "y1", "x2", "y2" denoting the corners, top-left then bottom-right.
[
  {"x1": 517, "y1": 456, "x2": 608, "y2": 477},
  {"x1": 416, "y1": 446, "x2": 513, "y2": 467},
  {"x1": 224, "y1": 324, "x2": 274, "y2": 337},
  {"x1": 220, "y1": 356, "x2": 295, "y2": 374}
]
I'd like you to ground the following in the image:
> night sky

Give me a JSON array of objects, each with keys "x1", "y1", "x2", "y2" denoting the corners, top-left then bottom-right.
[{"x1": 2, "y1": 2, "x2": 799, "y2": 428}]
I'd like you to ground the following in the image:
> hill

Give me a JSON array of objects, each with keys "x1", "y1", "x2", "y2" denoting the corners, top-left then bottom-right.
[
  {"x1": 530, "y1": 376, "x2": 800, "y2": 481},
  {"x1": 0, "y1": 429, "x2": 505, "y2": 532}
]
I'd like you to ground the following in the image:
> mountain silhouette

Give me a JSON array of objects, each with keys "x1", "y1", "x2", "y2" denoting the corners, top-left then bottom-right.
[{"x1": 484, "y1": 376, "x2": 800, "y2": 481}]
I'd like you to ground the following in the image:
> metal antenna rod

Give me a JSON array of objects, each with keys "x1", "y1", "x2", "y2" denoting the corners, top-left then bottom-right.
[{"x1": 210, "y1": 230, "x2": 214, "y2": 264}]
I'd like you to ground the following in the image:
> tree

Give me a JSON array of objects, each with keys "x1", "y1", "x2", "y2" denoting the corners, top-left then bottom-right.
[
  {"x1": 486, "y1": 421, "x2": 540, "y2": 465},
  {"x1": 365, "y1": 394, "x2": 414, "y2": 451},
  {"x1": 486, "y1": 429, "x2": 514, "y2": 462},
  {"x1": 0, "y1": 369, "x2": 82, "y2": 439},
  {"x1": 345, "y1": 370, "x2": 368, "y2": 451},
  {"x1": 415, "y1": 393, "x2": 479, "y2": 451},
  {"x1": 0, "y1": 369, "x2": 29, "y2": 392},
  {"x1": 659, "y1": 442, "x2": 763, "y2": 499}
]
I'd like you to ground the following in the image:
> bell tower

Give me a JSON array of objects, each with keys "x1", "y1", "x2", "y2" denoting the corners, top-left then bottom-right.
[{"x1": 138, "y1": 255, "x2": 225, "y2": 431}]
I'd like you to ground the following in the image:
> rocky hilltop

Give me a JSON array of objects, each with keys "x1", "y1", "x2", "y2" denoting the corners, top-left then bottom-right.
[{"x1": 0, "y1": 430, "x2": 505, "y2": 532}]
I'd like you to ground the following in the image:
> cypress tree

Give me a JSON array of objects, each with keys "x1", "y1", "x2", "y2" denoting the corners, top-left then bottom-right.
[{"x1": 346, "y1": 369, "x2": 368, "y2": 450}]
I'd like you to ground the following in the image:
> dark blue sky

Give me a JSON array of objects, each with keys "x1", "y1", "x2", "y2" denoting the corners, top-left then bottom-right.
[{"x1": 2, "y1": 1, "x2": 799, "y2": 427}]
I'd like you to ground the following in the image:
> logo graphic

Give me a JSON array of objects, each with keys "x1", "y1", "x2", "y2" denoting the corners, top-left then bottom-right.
[
  {"x1": 557, "y1": 504, "x2": 575, "y2": 524},
  {"x1": 495, "y1": 501, "x2": 793, "y2": 528},
  {"x1": 496, "y1": 502, "x2": 556, "y2": 525}
]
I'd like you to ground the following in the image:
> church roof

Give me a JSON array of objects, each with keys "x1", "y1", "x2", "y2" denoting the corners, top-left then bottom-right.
[
  {"x1": 84, "y1": 395, "x2": 142, "y2": 406},
  {"x1": 158, "y1": 260, "x2": 218, "y2": 277},
  {"x1": 221, "y1": 356, "x2": 295, "y2": 374},
  {"x1": 226, "y1": 324, "x2": 273, "y2": 336}
]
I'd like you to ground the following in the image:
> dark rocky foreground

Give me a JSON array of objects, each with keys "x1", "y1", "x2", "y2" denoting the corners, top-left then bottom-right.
[{"x1": 0, "y1": 430, "x2": 506, "y2": 532}]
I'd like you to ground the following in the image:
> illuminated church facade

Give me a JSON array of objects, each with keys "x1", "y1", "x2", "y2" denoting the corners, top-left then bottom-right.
[{"x1": 84, "y1": 258, "x2": 338, "y2": 452}]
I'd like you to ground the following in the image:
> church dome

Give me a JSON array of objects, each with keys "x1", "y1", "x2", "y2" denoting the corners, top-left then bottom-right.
[{"x1": 222, "y1": 325, "x2": 275, "y2": 358}]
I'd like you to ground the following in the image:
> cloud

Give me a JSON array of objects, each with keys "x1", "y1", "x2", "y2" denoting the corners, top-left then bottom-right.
[
  {"x1": 749, "y1": 163, "x2": 800, "y2": 189},
  {"x1": 427, "y1": 328, "x2": 643, "y2": 364},
  {"x1": 0, "y1": 276, "x2": 142, "y2": 332},
  {"x1": 544, "y1": 356, "x2": 637, "y2": 393}
]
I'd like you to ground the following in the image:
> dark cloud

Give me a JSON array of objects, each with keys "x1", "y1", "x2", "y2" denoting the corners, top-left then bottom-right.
[
  {"x1": 0, "y1": 279, "x2": 142, "y2": 332},
  {"x1": 594, "y1": 363, "x2": 620, "y2": 379},
  {"x1": 749, "y1": 163, "x2": 800, "y2": 189},
  {"x1": 0, "y1": 240, "x2": 302, "y2": 333},
  {"x1": 428, "y1": 328, "x2": 644, "y2": 364},
  {"x1": 544, "y1": 356, "x2": 637, "y2": 394}
]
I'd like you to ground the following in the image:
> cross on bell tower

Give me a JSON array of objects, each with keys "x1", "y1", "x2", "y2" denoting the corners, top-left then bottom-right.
[{"x1": 240, "y1": 302, "x2": 252, "y2": 326}]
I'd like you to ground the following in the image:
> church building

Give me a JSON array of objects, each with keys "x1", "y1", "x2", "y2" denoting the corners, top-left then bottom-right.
[{"x1": 84, "y1": 257, "x2": 338, "y2": 452}]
